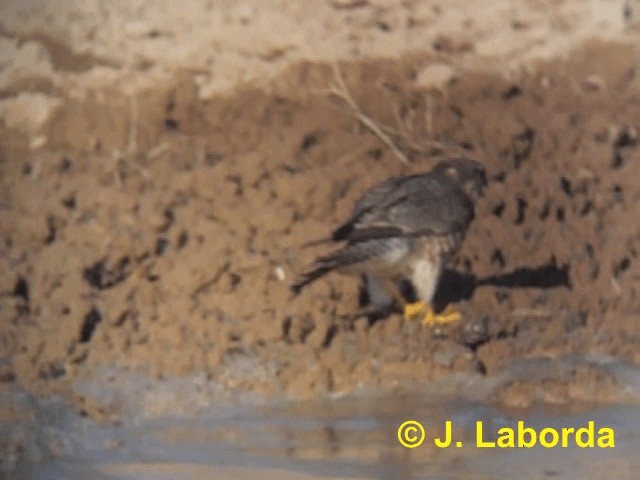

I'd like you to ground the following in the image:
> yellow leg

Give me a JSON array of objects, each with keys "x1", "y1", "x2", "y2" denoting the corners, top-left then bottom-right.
[
  {"x1": 403, "y1": 301, "x2": 462, "y2": 326},
  {"x1": 378, "y1": 279, "x2": 462, "y2": 326}
]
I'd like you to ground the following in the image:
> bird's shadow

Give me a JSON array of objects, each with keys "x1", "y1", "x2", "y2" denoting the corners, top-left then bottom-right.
[{"x1": 429, "y1": 262, "x2": 571, "y2": 311}]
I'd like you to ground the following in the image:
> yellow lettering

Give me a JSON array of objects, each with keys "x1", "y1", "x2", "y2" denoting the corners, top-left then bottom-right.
[
  {"x1": 561, "y1": 427, "x2": 574, "y2": 447},
  {"x1": 539, "y1": 427, "x2": 559, "y2": 448},
  {"x1": 476, "y1": 421, "x2": 495, "y2": 448},
  {"x1": 576, "y1": 421, "x2": 595, "y2": 448},
  {"x1": 434, "y1": 421, "x2": 452, "y2": 448},
  {"x1": 496, "y1": 427, "x2": 515, "y2": 448},
  {"x1": 518, "y1": 421, "x2": 537, "y2": 448},
  {"x1": 597, "y1": 428, "x2": 615, "y2": 448}
]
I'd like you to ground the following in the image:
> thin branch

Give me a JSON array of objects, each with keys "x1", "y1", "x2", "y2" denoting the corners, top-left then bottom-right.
[
  {"x1": 318, "y1": 63, "x2": 473, "y2": 163},
  {"x1": 380, "y1": 115, "x2": 468, "y2": 157},
  {"x1": 327, "y1": 63, "x2": 411, "y2": 165}
]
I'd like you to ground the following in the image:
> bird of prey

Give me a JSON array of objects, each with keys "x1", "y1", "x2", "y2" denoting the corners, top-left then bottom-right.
[{"x1": 291, "y1": 158, "x2": 487, "y2": 325}]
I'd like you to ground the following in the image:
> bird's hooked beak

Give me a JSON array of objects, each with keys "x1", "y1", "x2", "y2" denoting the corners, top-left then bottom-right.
[
  {"x1": 476, "y1": 171, "x2": 488, "y2": 198},
  {"x1": 464, "y1": 170, "x2": 487, "y2": 201}
]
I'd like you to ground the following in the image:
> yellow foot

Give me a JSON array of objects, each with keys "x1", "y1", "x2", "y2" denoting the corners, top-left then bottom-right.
[
  {"x1": 423, "y1": 304, "x2": 462, "y2": 326},
  {"x1": 403, "y1": 300, "x2": 428, "y2": 322},
  {"x1": 403, "y1": 302, "x2": 462, "y2": 326}
]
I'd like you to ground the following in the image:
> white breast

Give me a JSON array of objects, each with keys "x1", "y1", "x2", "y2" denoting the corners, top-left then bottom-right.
[{"x1": 410, "y1": 257, "x2": 443, "y2": 303}]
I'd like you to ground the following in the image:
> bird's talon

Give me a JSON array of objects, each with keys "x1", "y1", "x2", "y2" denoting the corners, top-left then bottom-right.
[
  {"x1": 423, "y1": 305, "x2": 462, "y2": 326},
  {"x1": 403, "y1": 300, "x2": 427, "y2": 321}
]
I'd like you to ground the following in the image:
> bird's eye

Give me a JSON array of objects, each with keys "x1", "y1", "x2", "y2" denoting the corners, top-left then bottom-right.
[{"x1": 445, "y1": 167, "x2": 460, "y2": 182}]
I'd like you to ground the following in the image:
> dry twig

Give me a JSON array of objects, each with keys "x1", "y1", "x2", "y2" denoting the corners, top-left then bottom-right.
[
  {"x1": 319, "y1": 63, "x2": 475, "y2": 163},
  {"x1": 323, "y1": 63, "x2": 476, "y2": 165},
  {"x1": 326, "y1": 63, "x2": 411, "y2": 165}
]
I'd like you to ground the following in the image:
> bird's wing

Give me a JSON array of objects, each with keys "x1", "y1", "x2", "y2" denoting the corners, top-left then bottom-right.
[
  {"x1": 331, "y1": 174, "x2": 421, "y2": 241},
  {"x1": 333, "y1": 174, "x2": 474, "y2": 244}
]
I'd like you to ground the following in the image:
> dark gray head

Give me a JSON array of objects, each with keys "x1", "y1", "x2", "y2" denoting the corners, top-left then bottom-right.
[{"x1": 432, "y1": 157, "x2": 487, "y2": 201}]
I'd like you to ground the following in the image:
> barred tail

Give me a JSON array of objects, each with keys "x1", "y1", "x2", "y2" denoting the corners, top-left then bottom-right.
[
  {"x1": 290, "y1": 265, "x2": 334, "y2": 295},
  {"x1": 290, "y1": 248, "x2": 358, "y2": 295},
  {"x1": 290, "y1": 242, "x2": 379, "y2": 295}
]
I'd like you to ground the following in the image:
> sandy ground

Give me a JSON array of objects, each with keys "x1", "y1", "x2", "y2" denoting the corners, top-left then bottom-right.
[{"x1": 1, "y1": 0, "x2": 640, "y2": 477}]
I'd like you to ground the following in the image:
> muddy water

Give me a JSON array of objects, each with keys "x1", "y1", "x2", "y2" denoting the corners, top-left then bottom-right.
[
  {"x1": 22, "y1": 406, "x2": 640, "y2": 479},
  {"x1": 18, "y1": 366, "x2": 640, "y2": 480}
]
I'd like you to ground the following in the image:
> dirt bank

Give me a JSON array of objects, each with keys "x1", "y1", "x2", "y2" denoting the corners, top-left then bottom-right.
[{"x1": 1, "y1": 36, "x2": 639, "y2": 424}]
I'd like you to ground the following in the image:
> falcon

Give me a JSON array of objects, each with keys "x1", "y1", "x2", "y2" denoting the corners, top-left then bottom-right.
[{"x1": 291, "y1": 158, "x2": 487, "y2": 325}]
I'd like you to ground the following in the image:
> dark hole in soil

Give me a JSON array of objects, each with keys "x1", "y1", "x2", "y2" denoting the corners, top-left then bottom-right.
[
  {"x1": 300, "y1": 132, "x2": 319, "y2": 151},
  {"x1": 13, "y1": 276, "x2": 30, "y2": 303},
  {"x1": 83, "y1": 257, "x2": 131, "y2": 289},
  {"x1": 492, "y1": 201, "x2": 506, "y2": 218},
  {"x1": 80, "y1": 307, "x2": 102, "y2": 343},
  {"x1": 502, "y1": 85, "x2": 522, "y2": 100},
  {"x1": 44, "y1": 216, "x2": 57, "y2": 244},
  {"x1": 515, "y1": 198, "x2": 528, "y2": 224}
]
